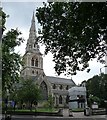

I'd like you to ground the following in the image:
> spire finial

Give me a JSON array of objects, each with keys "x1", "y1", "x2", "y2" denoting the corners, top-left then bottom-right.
[
  {"x1": 32, "y1": 11, "x2": 35, "y2": 22},
  {"x1": 30, "y1": 11, "x2": 36, "y2": 33}
]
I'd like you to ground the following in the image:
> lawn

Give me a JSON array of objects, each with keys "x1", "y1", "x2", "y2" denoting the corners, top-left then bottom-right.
[
  {"x1": 71, "y1": 108, "x2": 84, "y2": 112},
  {"x1": 8, "y1": 107, "x2": 58, "y2": 113}
]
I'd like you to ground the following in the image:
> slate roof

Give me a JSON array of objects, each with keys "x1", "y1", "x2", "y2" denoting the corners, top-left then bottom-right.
[{"x1": 47, "y1": 76, "x2": 76, "y2": 86}]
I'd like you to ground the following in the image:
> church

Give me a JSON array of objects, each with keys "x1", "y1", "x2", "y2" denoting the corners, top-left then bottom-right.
[{"x1": 20, "y1": 12, "x2": 76, "y2": 108}]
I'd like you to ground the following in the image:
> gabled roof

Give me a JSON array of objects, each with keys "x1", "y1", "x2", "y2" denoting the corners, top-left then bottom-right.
[{"x1": 47, "y1": 76, "x2": 76, "y2": 86}]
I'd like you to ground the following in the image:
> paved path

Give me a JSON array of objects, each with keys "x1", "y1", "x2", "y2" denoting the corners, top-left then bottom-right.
[
  {"x1": 72, "y1": 112, "x2": 106, "y2": 118},
  {"x1": 1, "y1": 116, "x2": 107, "y2": 120},
  {"x1": 1, "y1": 112, "x2": 107, "y2": 120}
]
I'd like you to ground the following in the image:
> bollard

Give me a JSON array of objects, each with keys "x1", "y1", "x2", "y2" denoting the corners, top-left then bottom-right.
[{"x1": 85, "y1": 107, "x2": 90, "y2": 116}]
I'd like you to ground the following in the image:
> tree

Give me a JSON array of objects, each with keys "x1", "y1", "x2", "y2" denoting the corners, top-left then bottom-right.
[
  {"x1": 1, "y1": 9, "x2": 24, "y2": 92},
  {"x1": 88, "y1": 95, "x2": 100, "y2": 107},
  {"x1": 86, "y1": 74, "x2": 107, "y2": 107},
  {"x1": 36, "y1": 2, "x2": 107, "y2": 75},
  {"x1": 47, "y1": 95, "x2": 54, "y2": 109},
  {"x1": 43, "y1": 94, "x2": 54, "y2": 111},
  {"x1": 16, "y1": 79, "x2": 41, "y2": 110}
]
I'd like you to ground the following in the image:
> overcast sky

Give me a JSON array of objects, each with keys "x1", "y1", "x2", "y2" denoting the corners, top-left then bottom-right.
[{"x1": 2, "y1": 2, "x2": 106, "y2": 85}]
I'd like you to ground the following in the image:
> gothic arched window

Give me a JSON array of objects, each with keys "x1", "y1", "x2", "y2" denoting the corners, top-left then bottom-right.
[
  {"x1": 31, "y1": 58, "x2": 34, "y2": 66},
  {"x1": 66, "y1": 85, "x2": 69, "y2": 90},
  {"x1": 53, "y1": 84, "x2": 56, "y2": 89},
  {"x1": 34, "y1": 42, "x2": 37, "y2": 48},
  {"x1": 31, "y1": 56, "x2": 38, "y2": 67},
  {"x1": 32, "y1": 70, "x2": 34, "y2": 74},
  {"x1": 40, "y1": 81, "x2": 48, "y2": 100},
  {"x1": 60, "y1": 85, "x2": 63, "y2": 90},
  {"x1": 66, "y1": 95, "x2": 69, "y2": 104},
  {"x1": 35, "y1": 59, "x2": 38, "y2": 67},
  {"x1": 34, "y1": 43, "x2": 36, "y2": 48},
  {"x1": 59, "y1": 95, "x2": 62, "y2": 104},
  {"x1": 29, "y1": 45, "x2": 32, "y2": 49}
]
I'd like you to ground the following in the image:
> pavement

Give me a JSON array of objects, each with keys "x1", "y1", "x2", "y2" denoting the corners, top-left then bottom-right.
[
  {"x1": 72, "y1": 112, "x2": 106, "y2": 118},
  {"x1": 1, "y1": 112, "x2": 107, "y2": 120}
]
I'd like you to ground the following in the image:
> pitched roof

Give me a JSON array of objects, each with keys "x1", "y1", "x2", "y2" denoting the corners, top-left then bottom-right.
[{"x1": 47, "y1": 76, "x2": 76, "y2": 85}]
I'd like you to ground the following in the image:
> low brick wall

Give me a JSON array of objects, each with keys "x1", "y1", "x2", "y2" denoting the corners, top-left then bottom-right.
[{"x1": 92, "y1": 108, "x2": 106, "y2": 115}]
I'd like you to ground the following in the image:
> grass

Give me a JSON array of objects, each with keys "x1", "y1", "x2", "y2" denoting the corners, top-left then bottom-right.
[
  {"x1": 71, "y1": 108, "x2": 84, "y2": 112},
  {"x1": 7, "y1": 108, "x2": 58, "y2": 113},
  {"x1": 37, "y1": 108, "x2": 58, "y2": 112}
]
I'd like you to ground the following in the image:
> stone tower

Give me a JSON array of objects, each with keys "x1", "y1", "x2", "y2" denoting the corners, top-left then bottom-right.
[
  {"x1": 21, "y1": 12, "x2": 43, "y2": 78},
  {"x1": 20, "y1": 12, "x2": 76, "y2": 107}
]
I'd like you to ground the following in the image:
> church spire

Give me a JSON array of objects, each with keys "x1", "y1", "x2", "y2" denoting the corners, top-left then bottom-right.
[
  {"x1": 26, "y1": 12, "x2": 40, "y2": 53},
  {"x1": 30, "y1": 11, "x2": 36, "y2": 33}
]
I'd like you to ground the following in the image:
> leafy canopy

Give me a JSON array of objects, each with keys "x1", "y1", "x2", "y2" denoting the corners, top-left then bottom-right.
[
  {"x1": 36, "y1": 2, "x2": 107, "y2": 75},
  {"x1": 1, "y1": 9, "x2": 24, "y2": 92},
  {"x1": 17, "y1": 79, "x2": 41, "y2": 104},
  {"x1": 86, "y1": 74, "x2": 107, "y2": 107}
]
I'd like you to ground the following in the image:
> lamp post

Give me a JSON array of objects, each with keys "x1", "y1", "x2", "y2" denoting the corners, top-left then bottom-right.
[
  {"x1": 5, "y1": 89, "x2": 9, "y2": 119},
  {"x1": 5, "y1": 89, "x2": 12, "y2": 120}
]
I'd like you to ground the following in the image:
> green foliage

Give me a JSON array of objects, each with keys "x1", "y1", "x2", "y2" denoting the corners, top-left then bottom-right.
[
  {"x1": 16, "y1": 79, "x2": 41, "y2": 107},
  {"x1": 37, "y1": 107, "x2": 57, "y2": 112},
  {"x1": 8, "y1": 108, "x2": 58, "y2": 112},
  {"x1": 43, "y1": 95, "x2": 54, "y2": 111},
  {"x1": 48, "y1": 95, "x2": 54, "y2": 108},
  {"x1": 86, "y1": 74, "x2": 107, "y2": 107},
  {"x1": 1, "y1": 10, "x2": 24, "y2": 93},
  {"x1": 88, "y1": 95, "x2": 100, "y2": 106},
  {"x1": 36, "y1": 2, "x2": 107, "y2": 75},
  {"x1": 0, "y1": 7, "x2": 6, "y2": 33},
  {"x1": 71, "y1": 108, "x2": 84, "y2": 112},
  {"x1": 2, "y1": 29, "x2": 23, "y2": 91}
]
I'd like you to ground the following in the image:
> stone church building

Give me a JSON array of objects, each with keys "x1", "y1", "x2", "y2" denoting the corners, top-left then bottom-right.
[{"x1": 21, "y1": 13, "x2": 76, "y2": 108}]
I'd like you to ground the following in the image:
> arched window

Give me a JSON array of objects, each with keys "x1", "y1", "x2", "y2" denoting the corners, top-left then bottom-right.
[
  {"x1": 60, "y1": 85, "x2": 63, "y2": 90},
  {"x1": 66, "y1": 85, "x2": 69, "y2": 90},
  {"x1": 31, "y1": 58, "x2": 34, "y2": 66},
  {"x1": 34, "y1": 43, "x2": 36, "y2": 48},
  {"x1": 32, "y1": 70, "x2": 34, "y2": 74},
  {"x1": 35, "y1": 59, "x2": 38, "y2": 67},
  {"x1": 66, "y1": 95, "x2": 69, "y2": 104},
  {"x1": 31, "y1": 56, "x2": 38, "y2": 67},
  {"x1": 53, "y1": 84, "x2": 56, "y2": 89},
  {"x1": 40, "y1": 81, "x2": 48, "y2": 100},
  {"x1": 59, "y1": 95, "x2": 62, "y2": 104},
  {"x1": 29, "y1": 45, "x2": 32, "y2": 49}
]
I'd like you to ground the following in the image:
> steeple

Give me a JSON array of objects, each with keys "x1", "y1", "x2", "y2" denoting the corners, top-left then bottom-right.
[
  {"x1": 21, "y1": 12, "x2": 43, "y2": 78},
  {"x1": 30, "y1": 11, "x2": 36, "y2": 34},
  {"x1": 26, "y1": 12, "x2": 40, "y2": 53}
]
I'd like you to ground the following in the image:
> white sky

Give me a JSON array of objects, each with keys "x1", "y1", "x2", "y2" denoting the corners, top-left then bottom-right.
[{"x1": 2, "y1": 2, "x2": 106, "y2": 85}]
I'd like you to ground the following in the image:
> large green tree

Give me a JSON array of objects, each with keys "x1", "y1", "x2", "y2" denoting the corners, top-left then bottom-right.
[
  {"x1": 36, "y1": 2, "x2": 107, "y2": 75},
  {"x1": 15, "y1": 79, "x2": 41, "y2": 110},
  {"x1": 86, "y1": 74, "x2": 107, "y2": 107},
  {"x1": 1, "y1": 9, "x2": 24, "y2": 92}
]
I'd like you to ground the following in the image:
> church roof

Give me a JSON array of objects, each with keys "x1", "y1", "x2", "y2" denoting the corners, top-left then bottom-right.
[{"x1": 47, "y1": 76, "x2": 76, "y2": 86}]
